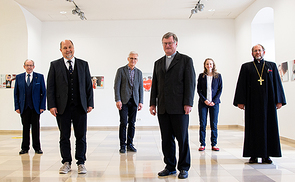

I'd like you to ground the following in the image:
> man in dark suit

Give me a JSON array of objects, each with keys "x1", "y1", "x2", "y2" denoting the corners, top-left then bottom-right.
[
  {"x1": 149, "y1": 32, "x2": 196, "y2": 179},
  {"x1": 47, "y1": 40, "x2": 94, "y2": 174},
  {"x1": 14, "y1": 59, "x2": 46, "y2": 155},
  {"x1": 114, "y1": 51, "x2": 143, "y2": 153}
]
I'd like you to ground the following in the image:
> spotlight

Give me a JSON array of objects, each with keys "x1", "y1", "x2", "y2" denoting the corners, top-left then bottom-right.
[
  {"x1": 67, "y1": 0, "x2": 87, "y2": 20},
  {"x1": 198, "y1": 3, "x2": 204, "y2": 11},
  {"x1": 72, "y1": 7, "x2": 81, "y2": 15},
  {"x1": 75, "y1": 8, "x2": 81, "y2": 13},
  {"x1": 72, "y1": 9, "x2": 77, "y2": 15},
  {"x1": 191, "y1": 9, "x2": 197, "y2": 15},
  {"x1": 189, "y1": 0, "x2": 205, "y2": 18}
]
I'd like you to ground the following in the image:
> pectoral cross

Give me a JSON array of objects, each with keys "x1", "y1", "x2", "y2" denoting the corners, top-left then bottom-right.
[{"x1": 258, "y1": 77, "x2": 264, "y2": 85}]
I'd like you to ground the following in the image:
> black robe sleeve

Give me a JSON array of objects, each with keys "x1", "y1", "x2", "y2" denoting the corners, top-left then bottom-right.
[{"x1": 233, "y1": 63, "x2": 248, "y2": 106}]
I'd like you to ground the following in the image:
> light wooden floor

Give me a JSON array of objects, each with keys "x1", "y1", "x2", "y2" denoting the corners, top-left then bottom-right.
[{"x1": 0, "y1": 127, "x2": 295, "y2": 182}]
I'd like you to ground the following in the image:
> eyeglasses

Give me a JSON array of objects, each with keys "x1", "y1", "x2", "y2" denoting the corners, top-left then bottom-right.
[
  {"x1": 129, "y1": 57, "x2": 138, "y2": 61},
  {"x1": 25, "y1": 65, "x2": 34, "y2": 67},
  {"x1": 162, "y1": 42, "x2": 175, "y2": 46},
  {"x1": 253, "y1": 49, "x2": 263, "y2": 53}
]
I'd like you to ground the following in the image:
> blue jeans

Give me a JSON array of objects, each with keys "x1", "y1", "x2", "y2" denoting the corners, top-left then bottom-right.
[{"x1": 198, "y1": 102, "x2": 219, "y2": 147}]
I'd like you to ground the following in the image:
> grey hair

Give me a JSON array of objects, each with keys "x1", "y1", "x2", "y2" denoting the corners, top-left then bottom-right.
[
  {"x1": 24, "y1": 59, "x2": 34, "y2": 66},
  {"x1": 129, "y1": 51, "x2": 138, "y2": 57},
  {"x1": 162, "y1": 32, "x2": 178, "y2": 42}
]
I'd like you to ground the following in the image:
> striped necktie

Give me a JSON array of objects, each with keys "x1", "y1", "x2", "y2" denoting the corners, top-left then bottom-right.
[{"x1": 67, "y1": 60, "x2": 73, "y2": 74}]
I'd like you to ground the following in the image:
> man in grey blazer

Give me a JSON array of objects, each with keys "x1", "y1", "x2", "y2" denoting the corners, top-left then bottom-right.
[
  {"x1": 114, "y1": 51, "x2": 143, "y2": 153},
  {"x1": 149, "y1": 32, "x2": 196, "y2": 179},
  {"x1": 47, "y1": 40, "x2": 93, "y2": 174}
]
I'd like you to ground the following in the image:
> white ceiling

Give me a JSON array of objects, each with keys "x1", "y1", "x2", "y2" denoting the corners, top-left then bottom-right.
[{"x1": 14, "y1": 0, "x2": 256, "y2": 22}]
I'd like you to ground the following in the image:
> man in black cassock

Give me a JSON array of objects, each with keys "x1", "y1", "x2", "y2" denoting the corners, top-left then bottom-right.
[{"x1": 233, "y1": 44, "x2": 286, "y2": 164}]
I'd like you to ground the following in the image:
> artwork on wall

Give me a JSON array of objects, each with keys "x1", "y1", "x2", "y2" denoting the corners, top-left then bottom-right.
[
  {"x1": 143, "y1": 73, "x2": 152, "y2": 92},
  {"x1": 278, "y1": 62, "x2": 288, "y2": 82},
  {"x1": 91, "y1": 76, "x2": 104, "y2": 89},
  {"x1": 291, "y1": 60, "x2": 295, "y2": 81},
  {"x1": 0, "y1": 74, "x2": 16, "y2": 88}
]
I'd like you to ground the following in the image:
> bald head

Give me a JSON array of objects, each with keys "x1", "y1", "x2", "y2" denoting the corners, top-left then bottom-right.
[{"x1": 60, "y1": 40, "x2": 75, "y2": 60}]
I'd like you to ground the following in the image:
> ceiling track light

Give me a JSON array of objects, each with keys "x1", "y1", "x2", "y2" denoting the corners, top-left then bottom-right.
[
  {"x1": 66, "y1": 0, "x2": 87, "y2": 20},
  {"x1": 189, "y1": 0, "x2": 205, "y2": 19}
]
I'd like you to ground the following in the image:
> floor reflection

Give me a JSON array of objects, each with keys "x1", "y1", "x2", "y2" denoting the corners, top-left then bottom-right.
[
  {"x1": 120, "y1": 152, "x2": 135, "y2": 178},
  {"x1": 0, "y1": 129, "x2": 294, "y2": 181}
]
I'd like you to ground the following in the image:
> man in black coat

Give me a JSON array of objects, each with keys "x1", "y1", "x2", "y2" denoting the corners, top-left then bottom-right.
[
  {"x1": 149, "y1": 32, "x2": 196, "y2": 179},
  {"x1": 47, "y1": 40, "x2": 93, "y2": 174},
  {"x1": 234, "y1": 44, "x2": 286, "y2": 164}
]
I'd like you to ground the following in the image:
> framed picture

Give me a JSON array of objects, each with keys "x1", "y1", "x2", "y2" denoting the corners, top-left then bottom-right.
[
  {"x1": 143, "y1": 73, "x2": 152, "y2": 92},
  {"x1": 291, "y1": 60, "x2": 295, "y2": 81},
  {"x1": 91, "y1": 76, "x2": 104, "y2": 89},
  {"x1": 278, "y1": 62, "x2": 288, "y2": 82}
]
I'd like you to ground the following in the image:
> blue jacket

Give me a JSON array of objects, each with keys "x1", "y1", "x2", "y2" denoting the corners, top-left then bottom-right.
[
  {"x1": 197, "y1": 73, "x2": 222, "y2": 104},
  {"x1": 14, "y1": 72, "x2": 46, "y2": 114}
]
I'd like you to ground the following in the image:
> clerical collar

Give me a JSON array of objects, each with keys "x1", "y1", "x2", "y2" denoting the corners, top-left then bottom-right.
[
  {"x1": 254, "y1": 59, "x2": 264, "y2": 64},
  {"x1": 166, "y1": 52, "x2": 176, "y2": 59}
]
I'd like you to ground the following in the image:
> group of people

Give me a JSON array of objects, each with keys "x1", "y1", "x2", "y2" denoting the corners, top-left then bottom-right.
[{"x1": 13, "y1": 32, "x2": 286, "y2": 179}]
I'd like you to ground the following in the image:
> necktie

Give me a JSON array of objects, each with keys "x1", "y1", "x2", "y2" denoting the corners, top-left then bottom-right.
[
  {"x1": 68, "y1": 60, "x2": 73, "y2": 74},
  {"x1": 27, "y1": 74, "x2": 30, "y2": 86}
]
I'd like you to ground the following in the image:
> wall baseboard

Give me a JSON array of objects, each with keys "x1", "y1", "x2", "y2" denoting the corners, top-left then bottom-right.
[{"x1": 1, "y1": 125, "x2": 295, "y2": 145}]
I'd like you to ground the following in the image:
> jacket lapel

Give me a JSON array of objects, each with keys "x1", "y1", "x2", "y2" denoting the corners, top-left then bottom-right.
[
  {"x1": 76, "y1": 59, "x2": 82, "y2": 85},
  {"x1": 124, "y1": 65, "x2": 132, "y2": 86},
  {"x1": 20, "y1": 73, "x2": 26, "y2": 91},
  {"x1": 167, "y1": 52, "x2": 180, "y2": 71},
  {"x1": 32, "y1": 72, "x2": 37, "y2": 90},
  {"x1": 59, "y1": 58, "x2": 68, "y2": 84},
  {"x1": 161, "y1": 56, "x2": 166, "y2": 73}
]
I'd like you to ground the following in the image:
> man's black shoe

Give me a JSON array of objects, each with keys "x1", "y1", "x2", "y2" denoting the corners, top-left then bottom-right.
[
  {"x1": 119, "y1": 146, "x2": 126, "y2": 153},
  {"x1": 19, "y1": 150, "x2": 28, "y2": 155},
  {"x1": 158, "y1": 168, "x2": 176, "y2": 176},
  {"x1": 35, "y1": 150, "x2": 43, "y2": 154},
  {"x1": 127, "y1": 145, "x2": 137, "y2": 152},
  {"x1": 262, "y1": 157, "x2": 272, "y2": 164},
  {"x1": 249, "y1": 157, "x2": 258, "y2": 164},
  {"x1": 178, "y1": 170, "x2": 188, "y2": 179}
]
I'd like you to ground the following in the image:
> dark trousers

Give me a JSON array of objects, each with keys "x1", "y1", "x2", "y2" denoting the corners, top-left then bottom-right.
[
  {"x1": 158, "y1": 113, "x2": 190, "y2": 171},
  {"x1": 20, "y1": 108, "x2": 41, "y2": 151},
  {"x1": 56, "y1": 104, "x2": 87, "y2": 165},
  {"x1": 119, "y1": 98, "x2": 138, "y2": 147},
  {"x1": 198, "y1": 102, "x2": 219, "y2": 147}
]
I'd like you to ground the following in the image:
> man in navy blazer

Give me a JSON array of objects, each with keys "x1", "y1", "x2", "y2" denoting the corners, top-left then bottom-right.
[
  {"x1": 47, "y1": 40, "x2": 93, "y2": 174},
  {"x1": 114, "y1": 51, "x2": 143, "y2": 153},
  {"x1": 149, "y1": 32, "x2": 196, "y2": 179},
  {"x1": 14, "y1": 59, "x2": 46, "y2": 155}
]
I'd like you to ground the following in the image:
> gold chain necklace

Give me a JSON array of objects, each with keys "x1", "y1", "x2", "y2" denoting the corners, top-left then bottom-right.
[{"x1": 253, "y1": 61, "x2": 265, "y2": 85}]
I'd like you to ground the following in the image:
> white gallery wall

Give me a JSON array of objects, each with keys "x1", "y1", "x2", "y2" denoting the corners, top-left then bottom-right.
[
  {"x1": 235, "y1": 0, "x2": 295, "y2": 140},
  {"x1": 0, "y1": 0, "x2": 28, "y2": 130},
  {"x1": 40, "y1": 19, "x2": 237, "y2": 127},
  {"x1": 1, "y1": 0, "x2": 295, "y2": 141}
]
